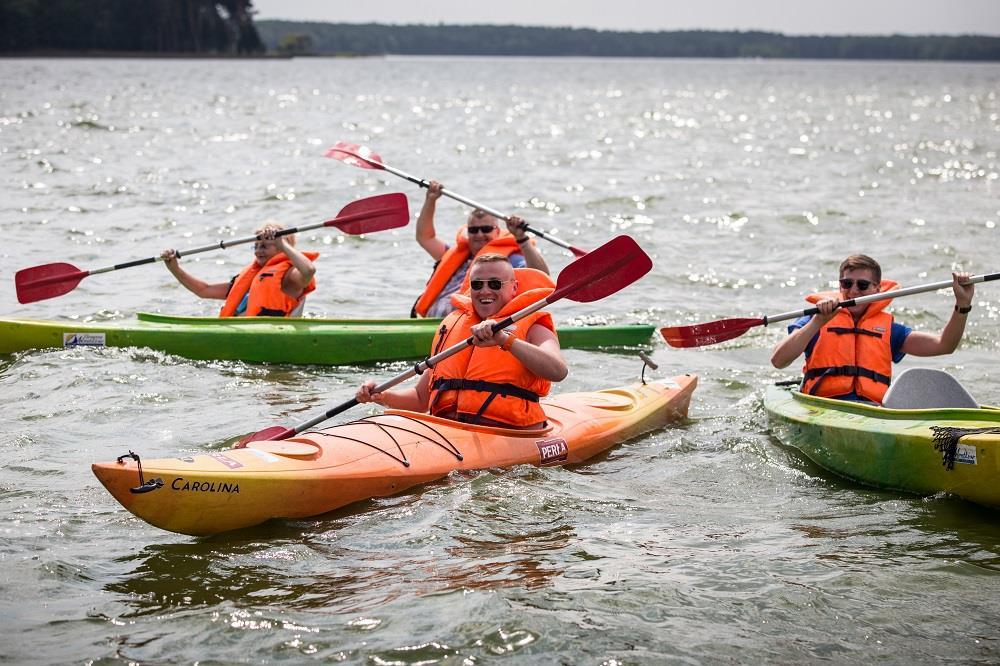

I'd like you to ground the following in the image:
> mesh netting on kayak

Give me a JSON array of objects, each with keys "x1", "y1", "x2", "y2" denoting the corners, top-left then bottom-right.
[
  {"x1": 930, "y1": 426, "x2": 1000, "y2": 470},
  {"x1": 302, "y1": 414, "x2": 463, "y2": 467}
]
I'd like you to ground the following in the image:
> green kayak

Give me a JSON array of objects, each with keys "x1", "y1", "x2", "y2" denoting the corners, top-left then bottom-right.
[
  {"x1": 0, "y1": 312, "x2": 655, "y2": 366},
  {"x1": 764, "y1": 371, "x2": 1000, "y2": 510}
]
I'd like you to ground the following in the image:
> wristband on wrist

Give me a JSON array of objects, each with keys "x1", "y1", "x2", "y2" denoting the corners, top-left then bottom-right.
[
  {"x1": 955, "y1": 304, "x2": 972, "y2": 314},
  {"x1": 500, "y1": 331, "x2": 517, "y2": 352},
  {"x1": 516, "y1": 235, "x2": 530, "y2": 244}
]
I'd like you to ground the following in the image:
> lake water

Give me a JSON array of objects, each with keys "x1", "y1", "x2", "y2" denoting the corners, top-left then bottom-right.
[{"x1": 1, "y1": 56, "x2": 999, "y2": 663}]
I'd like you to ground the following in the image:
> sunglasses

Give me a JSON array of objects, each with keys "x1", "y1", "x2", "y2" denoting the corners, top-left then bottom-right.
[
  {"x1": 470, "y1": 278, "x2": 512, "y2": 291},
  {"x1": 467, "y1": 225, "x2": 498, "y2": 235},
  {"x1": 839, "y1": 278, "x2": 874, "y2": 291},
  {"x1": 253, "y1": 241, "x2": 276, "y2": 250}
]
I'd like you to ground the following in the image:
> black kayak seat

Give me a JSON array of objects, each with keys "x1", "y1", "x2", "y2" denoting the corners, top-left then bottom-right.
[{"x1": 881, "y1": 368, "x2": 979, "y2": 410}]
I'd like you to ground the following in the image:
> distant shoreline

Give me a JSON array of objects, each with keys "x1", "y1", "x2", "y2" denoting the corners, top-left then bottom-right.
[
  {"x1": 4, "y1": 23, "x2": 999, "y2": 62},
  {"x1": 255, "y1": 21, "x2": 1000, "y2": 62}
]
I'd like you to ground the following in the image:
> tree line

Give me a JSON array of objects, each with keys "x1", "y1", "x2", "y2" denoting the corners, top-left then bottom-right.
[
  {"x1": 2, "y1": 5, "x2": 997, "y2": 61},
  {"x1": 257, "y1": 21, "x2": 1000, "y2": 61},
  {"x1": 0, "y1": 0, "x2": 263, "y2": 54}
]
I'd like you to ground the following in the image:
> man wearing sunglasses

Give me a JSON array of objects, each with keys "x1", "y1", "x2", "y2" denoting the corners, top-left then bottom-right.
[
  {"x1": 771, "y1": 254, "x2": 974, "y2": 404},
  {"x1": 359, "y1": 254, "x2": 567, "y2": 429},
  {"x1": 161, "y1": 222, "x2": 318, "y2": 317},
  {"x1": 411, "y1": 180, "x2": 550, "y2": 318}
]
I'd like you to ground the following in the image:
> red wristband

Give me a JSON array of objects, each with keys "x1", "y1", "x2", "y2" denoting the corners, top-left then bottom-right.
[{"x1": 500, "y1": 331, "x2": 517, "y2": 352}]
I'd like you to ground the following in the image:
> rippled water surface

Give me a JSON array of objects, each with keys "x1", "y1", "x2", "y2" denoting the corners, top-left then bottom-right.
[{"x1": 1, "y1": 56, "x2": 999, "y2": 663}]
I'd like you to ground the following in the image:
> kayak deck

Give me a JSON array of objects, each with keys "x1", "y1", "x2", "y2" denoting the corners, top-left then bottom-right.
[
  {"x1": 92, "y1": 376, "x2": 696, "y2": 536},
  {"x1": 0, "y1": 313, "x2": 655, "y2": 365},
  {"x1": 764, "y1": 384, "x2": 1000, "y2": 509}
]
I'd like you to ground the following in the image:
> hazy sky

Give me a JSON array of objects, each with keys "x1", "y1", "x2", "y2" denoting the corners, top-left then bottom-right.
[{"x1": 251, "y1": 0, "x2": 1000, "y2": 36}]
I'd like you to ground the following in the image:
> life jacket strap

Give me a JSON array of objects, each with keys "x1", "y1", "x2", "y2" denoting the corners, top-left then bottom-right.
[
  {"x1": 430, "y1": 378, "x2": 541, "y2": 403},
  {"x1": 803, "y1": 365, "x2": 892, "y2": 395},
  {"x1": 430, "y1": 377, "x2": 541, "y2": 425},
  {"x1": 827, "y1": 326, "x2": 883, "y2": 338}
]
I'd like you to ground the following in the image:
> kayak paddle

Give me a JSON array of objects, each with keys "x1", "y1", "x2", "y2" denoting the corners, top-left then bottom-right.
[
  {"x1": 661, "y1": 271, "x2": 998, "y2": 348},
  {"x1": 241, "y1": 234, "x2": 651, "y2": 443},
  {"x1": 15, "y1": 193, "x2": 410, "y2": 304},
  {"x1": 325, "y1": 141, "x2": 588, "y2": 257}
]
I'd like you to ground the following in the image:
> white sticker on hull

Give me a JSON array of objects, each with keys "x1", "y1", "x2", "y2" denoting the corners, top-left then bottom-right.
[
  {"x1": 244, "y1": 447, "x2": 281, "y2": 463},
  {"x1": 955, "y1": 443, "x2": 977, "y2": 465},
  {"x1": 63, "y1": 333, "x2": 106, "y2": 347}
]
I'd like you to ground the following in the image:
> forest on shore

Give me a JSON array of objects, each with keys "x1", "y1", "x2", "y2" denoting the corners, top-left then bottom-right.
[
  {"x1": 1, "y1": 1, "x2": 998, "y2": 61},
  {"x1": 257, "y1": 21, "x2": 1000, "y2": 61},
  {"x1": 0, "y1": 0, "x2": 263, "y2": 54}
]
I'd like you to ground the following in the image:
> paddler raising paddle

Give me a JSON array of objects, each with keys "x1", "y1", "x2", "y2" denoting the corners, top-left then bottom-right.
[
  {"x1": 411, "y1": 180, "x2": 550, "y2": 318},
  {"x1": 359, "y1": 253, "x2": 567, "y2": 429},
  {"x1": 770, "y1": 254, "x2": 975, "y2": 404},
  {"x1": 161, "y1": 221, "x2": 318, "y2": 317}
]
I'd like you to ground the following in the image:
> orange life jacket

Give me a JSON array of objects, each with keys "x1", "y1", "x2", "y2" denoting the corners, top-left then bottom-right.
[
  {"x1": 427, "y1": 268, "x2": 556, "y2": 427},
  {"x1": 800, "y1": 280, "x2": 899, "y2": 403},
  {"x1": 411, "y1": 229, "x2": 522, "y2": 318},
  {"x1": 218, "y1": 251, "x2": 319, "y2": 318}
]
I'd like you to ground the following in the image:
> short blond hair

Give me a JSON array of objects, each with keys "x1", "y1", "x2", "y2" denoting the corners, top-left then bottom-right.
[{"x1": 471, "y1": 253, "x2": 511, "y2": 267}]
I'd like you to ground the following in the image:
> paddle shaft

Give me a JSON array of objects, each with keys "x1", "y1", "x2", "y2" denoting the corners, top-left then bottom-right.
[
  {"x1": 763, "y1": 272, "x2": 997, "y2": 327},
  {"x1": 344, "y1": 149, "x2": 584, "y2": 255},
  {"x1": 94, "y1": 208, "x2": 397, "y2": 276},
  {"x1": 289, "y1": 299, "x2": 549, "y2": 434}
]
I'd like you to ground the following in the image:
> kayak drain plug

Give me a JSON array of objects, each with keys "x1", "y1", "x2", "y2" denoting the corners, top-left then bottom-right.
[{"x1": 116, "y1": 450, "x2": 165, "y2": 494}]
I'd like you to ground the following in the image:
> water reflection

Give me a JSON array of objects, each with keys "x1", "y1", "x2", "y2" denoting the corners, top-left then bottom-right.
[{"x1": 107, "y1": 475, "x2": 572, "y2": 617}]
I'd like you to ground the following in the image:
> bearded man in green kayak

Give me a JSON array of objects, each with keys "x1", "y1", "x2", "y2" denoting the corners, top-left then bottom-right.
[
  {"x1": 359, "y1": 254, "x2": 567, "y2": 429},
  {"x1": 770, "y1": 254, "x2": 975, "y2": 404},
  {"x1": 161, "y1": 222, "x2": 318, "y2": 317},
  {"x1": 411, "y1": 180, "x2": 550, "y2": 318}
]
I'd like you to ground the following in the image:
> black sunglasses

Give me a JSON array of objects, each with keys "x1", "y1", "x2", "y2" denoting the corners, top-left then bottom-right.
[
  {"x1": 467, "y1": 225, "x2": 497, "y2": 235},
  {"x1": 839, "y1": 278, "x2": 874, "y2": 291},
  {"x1": 470, "y1": 278, "x2": 511, "y2": 291}
]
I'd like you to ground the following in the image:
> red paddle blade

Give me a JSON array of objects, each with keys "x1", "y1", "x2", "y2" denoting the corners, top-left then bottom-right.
[
  {"x1": 237, "y1": 425, "x2": 295, "y2": 447},
  {"x1": 552, "y1": 235, "x2": 652, "y2": 303},
  {"x1": 659, "y1": 317, "x2": 764, "y2": 348},
  {"x1": 15, "y1": 262, "x2": 89, "y2": 304},
  {"x1": 325, "y1": 193, "x2": 410, "y2": 234},
  {"x1": 324, "y1": 141, "x2": 384, "y2": 170}
]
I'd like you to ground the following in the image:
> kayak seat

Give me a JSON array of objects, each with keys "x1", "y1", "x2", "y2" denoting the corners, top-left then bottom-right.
[{"x1": 881, "y1": 368, "x2": 978, "y2": 410}]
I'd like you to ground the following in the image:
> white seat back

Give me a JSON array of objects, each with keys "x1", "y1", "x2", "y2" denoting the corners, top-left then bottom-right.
[{"x1": 881, "y1": 368, "x2": 978, "y2": 409}]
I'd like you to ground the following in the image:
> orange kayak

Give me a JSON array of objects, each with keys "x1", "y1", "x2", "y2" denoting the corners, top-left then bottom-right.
[{"x1": 93, "y1": 376, "x2": 697, "y2": 536}]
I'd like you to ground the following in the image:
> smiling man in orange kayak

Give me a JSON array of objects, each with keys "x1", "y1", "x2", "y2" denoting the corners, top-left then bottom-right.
[
  {"x1": 770, "y1": 254, "x2": 975, "y2": 404},
  {"x1": 160, "y1": 222, "x2": 318, "y2": 317},
  {"x1": 359, "y1": 254, "x2": 567, "y2": 428},
  {"x1": 411, "y1": 180, "x2": 550, "y2": 318}
]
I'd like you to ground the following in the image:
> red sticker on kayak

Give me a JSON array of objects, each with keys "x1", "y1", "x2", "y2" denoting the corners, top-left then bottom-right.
[{"x1": 536, "y1": 438, "x2": 568, "y2": 465}]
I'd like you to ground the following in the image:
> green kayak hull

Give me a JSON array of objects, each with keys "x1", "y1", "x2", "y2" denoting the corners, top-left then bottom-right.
[
  {"x1": 0, "y1": 313, "x2": 654, "y2": 366},
  {"x1": 764, "y1": 385, "x2": 1000, "y2": 509}
]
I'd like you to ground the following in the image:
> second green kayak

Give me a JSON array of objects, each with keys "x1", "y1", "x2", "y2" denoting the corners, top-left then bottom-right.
[
  {"x1": 0, "y1": 312, "x2": 655, "y2": 366},
  {"x1": 764, "y1": 375, "x2": 1000, "y2": 510}
]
